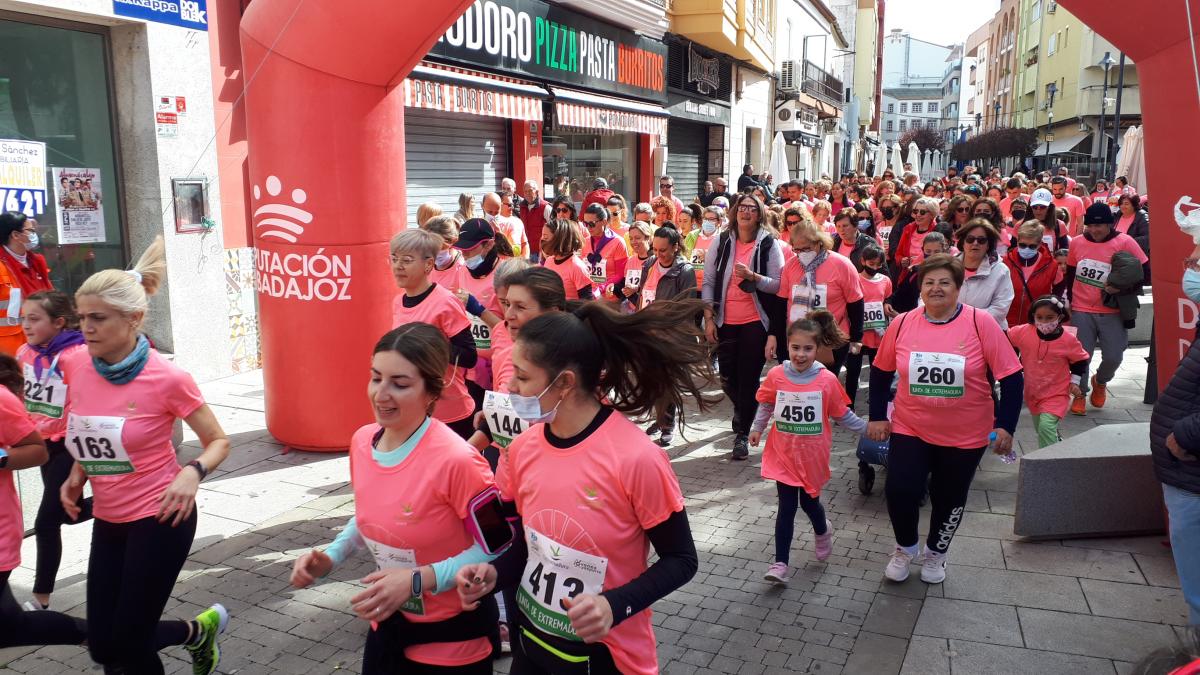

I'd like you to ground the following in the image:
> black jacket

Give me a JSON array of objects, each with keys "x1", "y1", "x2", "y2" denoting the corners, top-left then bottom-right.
[
  {"x1": 612, "y1": 255, "x2": 697, "y2": 307},
  {"x1": 1151, "y1": 336, "x2": 1200, "y2": 493},
  {"x1": 1126, "y1": 210, "x2": 1151, "y2": 274},
  {"x1": 832, "y1": 232, "x2": 882, "y2": 273}
]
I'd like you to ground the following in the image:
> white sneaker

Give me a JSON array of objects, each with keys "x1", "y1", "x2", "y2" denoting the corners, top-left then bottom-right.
[
  {"x1": 920, "y1": 548, "x2": 947, "y2": 584},
  {"x1": 884, "y1": 546, "x2": 914, "y2": 582}
]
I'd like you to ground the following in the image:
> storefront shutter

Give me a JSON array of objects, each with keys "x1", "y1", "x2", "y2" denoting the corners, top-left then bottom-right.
[
  {"x1": 666, "y1": 121, "x2": 709, "y2": 206},
  {"x1": 404, "y1": 109, "x2": 509, "y2": 225}
]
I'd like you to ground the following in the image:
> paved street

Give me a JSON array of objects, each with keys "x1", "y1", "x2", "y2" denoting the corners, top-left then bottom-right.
[{"x1": 0, "y1": 346, "x2": 1186, "y2": 674}]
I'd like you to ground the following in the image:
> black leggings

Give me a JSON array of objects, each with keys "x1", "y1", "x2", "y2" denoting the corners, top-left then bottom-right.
[
  {"x1": 717, "y1": 321, "x2": 768, "y2": 436},
  {"x1": 34, "y1": 438, "x2": 94, "y2": 595},
  {"x1": 842, "y1": 346, "x2": 878, "y2": 406},
  {"x1": 774, "y1": 482, "x2": 828, "y2": 565},
  {"x1": 885, "y1": 433, "x2": 985, "y2": 554},
  {"x1": 87, "y1": 513, "x2": 197, "y2": 674},
  {"x1": 829, "y1": 343, "x2": 850, "y2": 378},
  {"x1": 511, "y1": 623, "x2": 620, "y2": 674},
  {"x1": 0, "y1": 570, "x2": 85, "y2": 648},
  {"x1": 363, "y1": 624, "x2": 491, "y2": 674}
]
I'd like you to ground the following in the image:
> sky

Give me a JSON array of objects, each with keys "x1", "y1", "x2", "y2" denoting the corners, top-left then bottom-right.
[{"x1": 883, "y1": 0, "x2": 1001, "y2": 47}]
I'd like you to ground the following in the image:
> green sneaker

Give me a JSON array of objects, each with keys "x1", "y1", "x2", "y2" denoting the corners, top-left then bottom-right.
[{"x1": 185, "y1": 603, "x2": 229, "y2": 675}]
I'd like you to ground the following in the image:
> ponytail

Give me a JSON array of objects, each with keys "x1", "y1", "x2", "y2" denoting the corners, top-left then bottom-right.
[
  {"x1": 516, "y1": 298, "x2": 717, "y2": 418},
  {"x1": 76, "y1": 235, "x2": 166, "y2": 315},
  {"x1": 787, "y1": 309, "x2": 847, "y2": 349}
]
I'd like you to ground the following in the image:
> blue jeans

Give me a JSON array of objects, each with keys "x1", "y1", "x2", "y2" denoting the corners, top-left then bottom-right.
[{"x1": 1164, "y1": 483, "x2": 1200, "y2": 624}]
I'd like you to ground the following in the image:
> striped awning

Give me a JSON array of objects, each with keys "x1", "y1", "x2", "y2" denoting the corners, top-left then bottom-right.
[
  {"x1": 550, "y1": 86, "x2": 668, "y2": 140},
  {"x1": 402, "y1": 62, "x2": 544, "y2": 121}
]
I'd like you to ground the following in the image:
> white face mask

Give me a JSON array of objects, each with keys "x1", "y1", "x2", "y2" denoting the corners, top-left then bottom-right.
[
  {"x1": 510, "y1": 374, "x2": 563, "y2": 425},
  {"x1": 798, "y1": 251, "x2": 818, "y2": 266},
  {"x1": 435, "y1": 250, "x2": 452, "y2": 267}
]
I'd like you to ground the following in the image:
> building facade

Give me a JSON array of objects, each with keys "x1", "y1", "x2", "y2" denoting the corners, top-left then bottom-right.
[{"x1": 880, "y1": 86, "x2": 943, "y2": 146}]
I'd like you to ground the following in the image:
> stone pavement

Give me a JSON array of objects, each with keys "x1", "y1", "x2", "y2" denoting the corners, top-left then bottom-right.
[{"x1": 0, "y1": 346, "x2": 1187, "y2": 674}]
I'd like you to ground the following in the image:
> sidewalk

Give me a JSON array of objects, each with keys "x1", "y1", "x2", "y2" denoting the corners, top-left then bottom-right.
[{"x1": 0, "y1": 347, "x2": 1184, "y2": 674}]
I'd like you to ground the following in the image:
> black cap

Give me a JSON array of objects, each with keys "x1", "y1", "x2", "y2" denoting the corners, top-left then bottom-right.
[
  {"x1": 1083, "y1": 202, "x2": 1115, "y2": 225},
  {"x1": 454, "y1": 218, "x2": 496, "y2": 249}
]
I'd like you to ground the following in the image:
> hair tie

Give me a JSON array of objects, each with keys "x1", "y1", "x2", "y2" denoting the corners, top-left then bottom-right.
[{"x1": 126, "y1": 269, "x2": 143, "y2": 284}]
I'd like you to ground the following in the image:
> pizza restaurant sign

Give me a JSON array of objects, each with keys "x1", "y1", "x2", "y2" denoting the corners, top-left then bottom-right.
[{"x1": 430, "y1": 0, "x2": 667, "y2": 103}]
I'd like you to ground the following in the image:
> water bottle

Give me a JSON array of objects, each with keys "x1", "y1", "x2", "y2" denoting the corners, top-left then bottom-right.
[{"x1": 992, "y1": 431, "x2": 1018, "y2": 464}]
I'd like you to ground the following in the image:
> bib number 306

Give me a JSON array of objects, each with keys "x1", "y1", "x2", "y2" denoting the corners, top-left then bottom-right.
[{"x1": 66, "y1": 414, "x2": 134, "y2": 475}]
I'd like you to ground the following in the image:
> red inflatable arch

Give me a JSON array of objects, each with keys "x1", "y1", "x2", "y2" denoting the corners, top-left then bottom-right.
[
  {"x1": 1059, "y1": 0, "x2": 1200, "y2": 388},
  {"x1": 240, "y1": 0, "x2": 475, "y2": 450}
]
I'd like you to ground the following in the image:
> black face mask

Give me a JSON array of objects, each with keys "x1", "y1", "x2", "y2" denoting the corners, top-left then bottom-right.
[
  {"x1": 863, "y1": 265, "x2": 881, "y2": 275},
  {"x1": 881, "y1": 208, "x2": 896, "y2": 219},
  {"x1": 1011, "y1": 210, "x2": 1027, "y2": 221}
]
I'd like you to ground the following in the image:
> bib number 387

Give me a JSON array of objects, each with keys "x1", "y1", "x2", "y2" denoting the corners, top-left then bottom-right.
[
  {"x1": 908, "y1": 352, "x2": 966, "y2": 398},
  {"x1": 66, "y1": 414, "x2": 133, "y2": 475},
  {"x1": 518, "y1": 526, "x2": 608, "y2": 641}
]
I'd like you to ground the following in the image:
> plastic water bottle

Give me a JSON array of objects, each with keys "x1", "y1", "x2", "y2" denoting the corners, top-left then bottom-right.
[{"x1": 992, "y1": 431, "x2": 1018, "y2": 464}]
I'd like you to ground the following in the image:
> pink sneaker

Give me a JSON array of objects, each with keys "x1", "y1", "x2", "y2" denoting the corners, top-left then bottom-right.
[
  {"x1": 814, "y1": 520, "x2": 834, "y2": 561},
  {"x1": 764, "y1": 562, "x2": 789, "y2": 585}
]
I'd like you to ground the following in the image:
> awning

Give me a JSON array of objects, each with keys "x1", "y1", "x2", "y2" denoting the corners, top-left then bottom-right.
[
  {"x1": 402, "y1": 62, "x2": 544, "y2": 121},
  {"x1": 549, "y1": 86, "x2": 668, "y2": 139},
  {"x1": 1044, "y1": 129, "x2": 1091, "y2": 156}
]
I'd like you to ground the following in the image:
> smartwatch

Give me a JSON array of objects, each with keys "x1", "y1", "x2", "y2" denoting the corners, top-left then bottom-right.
[
  {"x1": 0, "y1": 447, "x2": 8, "y2": 469},
  {"x1": 411, "y1": 569, "x2": 423, "y2": 600},
  {"x1": 186, "y1": 460, "x2": 208, "y2": 480}
]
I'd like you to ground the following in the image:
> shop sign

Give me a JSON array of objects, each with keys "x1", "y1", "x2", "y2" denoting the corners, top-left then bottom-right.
[
  {"x1": 430, "y1": 0, "x2": 667, "y2": 103},
  {"x1": 687, "y1": 44, "x2": 720, "y2": 96},
  {"x1": 409, "y1": 79, "x2": 498, "y2": 115},
  {"x1": 112, "y1": 0, "x2": 208, "y2": 31},
  {"x1": 0, "y1": 140, "x2": 46, "y2": 217}
]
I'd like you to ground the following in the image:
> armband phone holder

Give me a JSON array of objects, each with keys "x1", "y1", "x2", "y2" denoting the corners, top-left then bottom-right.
[{"x1": 467, "y1": 486, "x2": 514, "y2": 556}]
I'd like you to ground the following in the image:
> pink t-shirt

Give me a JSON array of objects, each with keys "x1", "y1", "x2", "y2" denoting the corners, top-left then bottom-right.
[
  {"x1": 908, "y1": 228, "x2": 931, "y2": 261},
  {"x1": 874, "y1": 305, "x2": 1022, "y2": 449},
  {"x1": 16, "y1": 342, "x2": 88, "y2": 441},
  {"x1": 65, "y1": 350, "x2": 205, "y2": 523},
  {"x1": 1007, "y1": 324, "x2": 1089, "y2": 418},
  {"x1": 777, "y1": 253, "x2": 863, "y2": 334},
  {"x1": 999, "y1": 196, "x2": 1017, "y2": 221},
  {"x1": 723, "y1": 241, "x2": 760, "y2": 325},
  {"x1": 690, "y1": 233, "x2": 716, "y2": 288},
  {"x1": 495, "y1": 215, "x2": 529, "y2": 255},
  {"x1": 542, "y1": 255, "x2": 593, "y2": 300},
  {"x1": 583, "y1": 231, "x2": 630, "y2": 291},
  {"x1": 756, "y1": 365, "x2": 848, "y2": 496},
  {"x1": 496, "y1": 411, "x2": 685, "y2": 675},
  {"x1": 490, "y1": 322, "x2": 515, "y2": 394},
  {"x1": 392, "y1": 284, "x2": 475, "y2": 423},
  {"x1": 0, "y1": 387, "x2": 37, "y2": 571},
  {"x1": 350, "y1": 421, "x2": 495, "y2": 666},
  {"x1": 1115, "y1": 213, "x2": 1136, "y2": 235},
  {"x1": 1066, "y1": 233, "x2": 1148, "y2": 314},
  {"x1": 1053, "y1": 195, "x2": 1086, "y2": 236},
  {"x1": 859, "y1": 273, "x2": 893, "y2": 349},
  {"x1": 430, "y1": 257, "x2": 469, "y2": 292},
  {"x1": 837, "y1": 242, "x2": 855, "y2": 258}
]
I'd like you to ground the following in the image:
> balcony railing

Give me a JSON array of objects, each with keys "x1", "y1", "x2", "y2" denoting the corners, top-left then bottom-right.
[{"x1": 802, "y1": 60, "x2": 844, "y2": 108}]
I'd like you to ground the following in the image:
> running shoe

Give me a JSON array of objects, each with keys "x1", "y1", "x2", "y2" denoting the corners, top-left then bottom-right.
[
  {"x1": 656, "y1": 430, "x2": 674, "y2": 447},
  {"x1": 920, "y1": 549, "x2": 948, "y2": 584},
  {"x1": 884, "y1": 546, "x2": 914, "y2": 582},
  {"x1": 732, "y1": 434, "x2": 749, "y2": 460},
  {"x1": 186, "y1": 603, "x2": 229, "y2": 675},
  {"x1": 21, "y1": 597, "x2": 47, "y2": 611},
  {"x1": 1069, "y1": 396, "x2": 1087, "y2": 416},
  {"x1": 814, "y1": 521, "x2": 834, "y2": 561},
  {"x1": 764, "y1": 562, "x2": 789, "y2": 584},
  {"x1": 1089, "y1": 375, "x2": 1107, "y2": 408},
  {"x1": 644, "y1": 422, "x2": 661, "y2": 437},
  {"x1": 499, "y1": 621, "x2": 511, "y2": 654}
]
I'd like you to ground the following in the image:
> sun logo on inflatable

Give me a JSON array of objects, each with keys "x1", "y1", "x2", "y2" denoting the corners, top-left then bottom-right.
[{"x1": 253, "y1": 175, "x2": 312, "y2": 244}]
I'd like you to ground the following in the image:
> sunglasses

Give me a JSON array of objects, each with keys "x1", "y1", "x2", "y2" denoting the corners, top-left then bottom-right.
[
  {"x1": 963, "y1": 235, "x2": 989, "y2": 244},
  {"x1": 1017, "y1": 242, "x2": 1040, "y2": 250},
  {"x1": 555, "y1": 207, "x2": 571, "y2": 214},
  {"x1": 736, "y1": 205, "x2": 759, "y2": 212},
  {"x1": 956, "y1": 207, "x2": 970, "y2": 213},
  {"x1": 912, "y1": 209, "x2": 930, "y2": 215},
  {"x1": 659, "y1": 184, "x2": 673, "y2": 189}
]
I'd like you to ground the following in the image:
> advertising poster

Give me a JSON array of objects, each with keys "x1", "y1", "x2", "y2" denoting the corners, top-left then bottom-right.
[
  {"x1": 0, "y1": 140, "x2": 47, "y2": 217},
  {"x1": 52, "y1": 167, "x2": 106, "y2": 245}
]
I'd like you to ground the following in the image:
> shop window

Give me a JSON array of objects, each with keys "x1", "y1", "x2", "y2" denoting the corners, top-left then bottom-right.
[
  {"x1": 0, "y1": 17, "x2": 126, "y2": 293},
  {"x1": 542, "y1": 130, "x2": 638, "y2": 205}
]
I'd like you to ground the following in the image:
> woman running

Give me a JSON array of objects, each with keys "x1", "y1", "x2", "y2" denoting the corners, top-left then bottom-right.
[
  {"x1": 16, "y1": 290, "x2": 91, "y2": 611},
  {"x1": 540, "y1": 220, "x2": 593, "y2": 301},
  {"x1": 59, "y1": 237, "x2": 231, "y2": 673},
  {"x1": 456, "y1": 298, "x2": 710, "y2": 674},
  {"x1": 292, "y1": 323, "x2": 511, "y2": 673}
]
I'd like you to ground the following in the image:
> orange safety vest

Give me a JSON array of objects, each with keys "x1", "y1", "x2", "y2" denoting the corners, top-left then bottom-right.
[{"x1": 0, "y1": 262, "x2": 26, "y2": 356}]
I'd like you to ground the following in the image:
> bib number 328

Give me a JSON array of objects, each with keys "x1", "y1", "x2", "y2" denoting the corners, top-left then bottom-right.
[{"x1": 66, "y1": 414, "x2": 134, "y2": 475}]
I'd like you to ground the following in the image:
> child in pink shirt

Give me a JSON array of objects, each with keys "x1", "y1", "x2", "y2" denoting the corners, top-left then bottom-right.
[{"x1": 1008, "y1": 296, "x2": 1089, "y2": 448}]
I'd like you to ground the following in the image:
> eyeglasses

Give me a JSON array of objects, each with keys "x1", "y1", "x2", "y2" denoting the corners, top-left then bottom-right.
[
  {"x1": 963, "y1": 235, "x2": 989, "y2": 245},
  {"x1": 659, "y1": 184, "x2": 673, "y2": 189},
  {"x1": 956, "y1": 207, "x2": 970, "y2": 213},
  {"x1": 912, "y1": 209, "x2": 929, "y2": 215},
  {"x1": 389, "y1": 254, "x2": 424, "y2": 268},
  {"x1": 703, "y1": 217, "x2": 720, "y2": 223},
  {"x1": 555, "y1": 207, "x2": 571, "y2": 214},
  {"x1": 736, "y1": 205, "x2": 759, "y2": 213},
  {"x1": 1017, "y1": 242, "x2": 1040, "y2": 250}
]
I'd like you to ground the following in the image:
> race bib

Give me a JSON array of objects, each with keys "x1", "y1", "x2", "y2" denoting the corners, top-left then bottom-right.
[
  {"x1": 789, "y1": 282, "x2": 827, "y2": 322},
  {"x1": 518, "y1": 526, "x2": 608, "y2": 641},
  {"x1": 484, "y1": 391, "x2": 527, "y2": 448},
  {"x1": 641, "y1": 288, "x2": 656, "y2": 308},
  {"x1": 863, "y1": 301, "x2": 886, "y2": 331},
  {"x1": 587, "y1": 258, "x2": 607, "y2": 284},
  {"x1": 908, "y1": 352, "x2": 966, "y2": 398},
  {"x1": 690, "y1": 250, "x2": 704, "y2": 271},
  {"x1": 624, "y1": 266, "x2": 642, "y2": 289},
  {"x1": 773, "y1": 390, "x2": 823, "y2": 436},
  {"x1": 1042, "y1": 233, "x2": 1055, "y2": 249},
  {"x1": 361, "y1": 536, "x2": 424, "y2": 614},
  {"x1": 1076, "y1": 258, "x2": 1111, "y2": 289},
  {"x1": 22, "y1": 363, "x2": 67, "y2": 419},
  {"x1": 66, "y1": 414, "x2": 133, "y2": 475},
  {"x1": 878, "y1": 226, "x2": 892, "y2": 241},
  {"x1": 469, "y1": 315, "x2": 491, "y2": 350}
]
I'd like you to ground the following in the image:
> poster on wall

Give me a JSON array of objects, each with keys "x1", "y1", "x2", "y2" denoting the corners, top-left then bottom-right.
[
  {"x1": 0, "y1": 140, "x2": 47, "y2": 217},
  {"x1": 52, "y1": 167, "x2": 106, "y2": 245}
]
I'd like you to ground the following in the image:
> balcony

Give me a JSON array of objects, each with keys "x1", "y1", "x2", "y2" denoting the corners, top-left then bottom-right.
[
  {"x1": 668, "y1": 0, "x2": 774, "y2": 71},
  {"x1": 802, "y1": 60, "x2": 844, "y2": 109}
]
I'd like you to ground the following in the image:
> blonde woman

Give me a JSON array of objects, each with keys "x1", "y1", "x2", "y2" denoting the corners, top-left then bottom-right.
[
  {"x1": 416, "y1": 202, "x2": 443, "y2": 228},
  {"x1": 454, "y1": 193, "x2": 476, "y2": 225}
]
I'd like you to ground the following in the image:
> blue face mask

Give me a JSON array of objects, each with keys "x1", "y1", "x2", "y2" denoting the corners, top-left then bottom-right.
[
  {"x1": 435, "y1": 250, "x2": 452, "y2": 267},
  {"x1": 857, "y1": 219, "x2": 872, "y2": 232},
  {"x1": 1017, "y1": 246, "x2": 1039, "y2": 260},
  {"x1": 25, "y1": 231, "x2": 38, "y2": 249},
  {"x1": 464, "y1": 254, "x2": 485, "y2": 270},
  {"x1": 1185, "y1": 269, "x2": 1200, "y2": 304},
  {"x1": 510, "y1": 374, "x2": 563, "y2": 425}
]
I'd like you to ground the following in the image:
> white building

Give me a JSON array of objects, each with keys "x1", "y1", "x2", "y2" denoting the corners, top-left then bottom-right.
[
  {"x1": 940, "y1": 45, "x2": 977, "y2": 147},
  {"x1": 881, "y1": 86, "x2": 943, "y2": 146}
]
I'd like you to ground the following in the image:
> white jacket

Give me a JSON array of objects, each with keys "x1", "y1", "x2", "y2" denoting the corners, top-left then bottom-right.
[{"x1": 958, "y1": 254, "x2": 1015, "y2": 330}]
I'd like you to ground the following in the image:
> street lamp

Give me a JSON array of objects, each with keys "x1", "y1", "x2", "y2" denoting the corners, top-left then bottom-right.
[
  {"x1": 1097, "y1": 51, "x2": 1115, "y2": 175},
  {"x1": 1044, "y1": 82, "x2": 1058, "y2": 169}
]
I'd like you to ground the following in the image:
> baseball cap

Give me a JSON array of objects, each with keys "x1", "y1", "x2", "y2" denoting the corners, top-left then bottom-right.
[
  {"x1": 1030, "y1": 188, "x2": 1054, "y2": 207},
  {"x1": 454, "y1": 218, "x2": 496, "y2": 249},
  {"x1": 1083, "y1": 202, "x2": 1115, "y2": 225}
]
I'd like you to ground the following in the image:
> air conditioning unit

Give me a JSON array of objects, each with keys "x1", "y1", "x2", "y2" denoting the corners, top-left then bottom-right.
[
  {"x1": 1047, "y1": 1, "x2": 1057, "y2": 12},
  {"x1": 779, "y1": 60, "x2": 798, "y2": 93}
]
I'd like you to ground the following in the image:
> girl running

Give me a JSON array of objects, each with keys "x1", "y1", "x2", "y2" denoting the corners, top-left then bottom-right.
[
  {"x1": 751, "y1": 317, "x2": 867, "y2": 583},
  {"x1": 292, "y1": 324, "x2": 511, "y2": 673},
  {"x1": 1007, "y1": 296, "x2": 1089, "y2": 448},
  {"x1": 16, "y1": 290, "x2": 91, "y2": 611},
  {"x1": 59, "y1": 237, "x2": 231, "y2": 673},
  {"x1": 456, "y1": 298, "x2": 711, "y2": 674}
]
